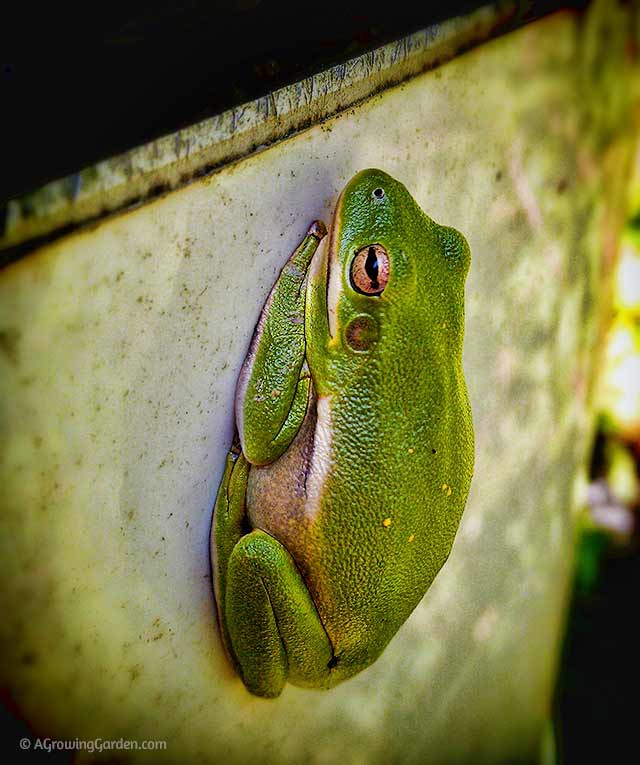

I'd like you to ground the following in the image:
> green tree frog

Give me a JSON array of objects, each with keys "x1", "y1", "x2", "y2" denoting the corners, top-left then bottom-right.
[{"x1": 211, "y1": 168, "x2": 474, "y2": 698}]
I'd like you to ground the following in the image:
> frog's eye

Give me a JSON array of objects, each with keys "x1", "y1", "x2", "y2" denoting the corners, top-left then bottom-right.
[
  {"x1": 350, "y1": 244, "x2": 389, "y2": 296},
  {"x1": 372, "y1": 187, "x2": 385, "y2": 200}
]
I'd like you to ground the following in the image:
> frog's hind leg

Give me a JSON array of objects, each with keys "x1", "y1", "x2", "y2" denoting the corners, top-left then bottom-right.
[
  {"x1": 211, "y1": 446, "x2": 250, "y2": 666},
  {"x1": 225, "y1": 529, "x2": 334, "y2": 698}
]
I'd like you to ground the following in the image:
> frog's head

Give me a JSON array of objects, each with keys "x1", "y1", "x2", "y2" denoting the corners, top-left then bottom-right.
[{"x1": 325, "y1": 168, "x2": 470, "y2": 358}]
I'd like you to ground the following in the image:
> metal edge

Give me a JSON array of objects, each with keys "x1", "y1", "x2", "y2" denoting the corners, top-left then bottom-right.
[{"x1": 1, "y1": 3, "x2": 516, "y2": 262}]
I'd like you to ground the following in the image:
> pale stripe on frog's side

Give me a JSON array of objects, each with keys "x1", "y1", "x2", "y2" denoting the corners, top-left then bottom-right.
[{"x1": 303, "y1": 394, "x2": 335, "y2": 522}]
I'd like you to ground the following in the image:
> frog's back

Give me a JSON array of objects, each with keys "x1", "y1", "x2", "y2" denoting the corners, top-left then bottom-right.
[{"x1": 305, "y1": 347, "x2": 473, "y2": 672}]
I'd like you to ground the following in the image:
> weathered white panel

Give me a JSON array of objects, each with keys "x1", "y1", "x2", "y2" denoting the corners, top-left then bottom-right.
[{"x1": 0, "y1": 4, "x2": 636, "y2": 763}]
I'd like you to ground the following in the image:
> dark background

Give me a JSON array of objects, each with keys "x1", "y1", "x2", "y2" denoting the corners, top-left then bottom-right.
[
  {"x1": 555, "y1": 532, "x2": 640, "y2": 764},
  {"x1": 0, "y1": 0, "x2": 581, "y2": 205}
]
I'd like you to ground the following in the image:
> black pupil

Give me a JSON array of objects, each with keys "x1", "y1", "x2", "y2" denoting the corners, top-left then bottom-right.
[
  {"x1": 365, "y1": 247, "x2": 379, "y2": 287},
  {"x1": 373, "y1": 188, "x2": 384, "y2": 198}
]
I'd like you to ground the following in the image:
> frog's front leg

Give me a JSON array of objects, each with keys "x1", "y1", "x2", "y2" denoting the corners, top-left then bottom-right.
[{"x1": 236, "y1": 221, "x2": 327, "y2": 465}]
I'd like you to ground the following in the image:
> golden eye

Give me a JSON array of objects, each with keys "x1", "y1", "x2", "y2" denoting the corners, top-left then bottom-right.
[{"x1": 350, "y1": 244, "x2": 389, "y2": 296}]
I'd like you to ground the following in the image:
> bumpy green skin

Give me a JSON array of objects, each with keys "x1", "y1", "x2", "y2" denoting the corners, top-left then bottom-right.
[{"x1": 211, "y1": 169, "x2": 474, "y2": 698}]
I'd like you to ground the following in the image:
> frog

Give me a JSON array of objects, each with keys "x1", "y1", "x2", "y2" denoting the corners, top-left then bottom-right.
[{"x1": 211, "y1": 168, "x2": 474, "y2": 698}]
